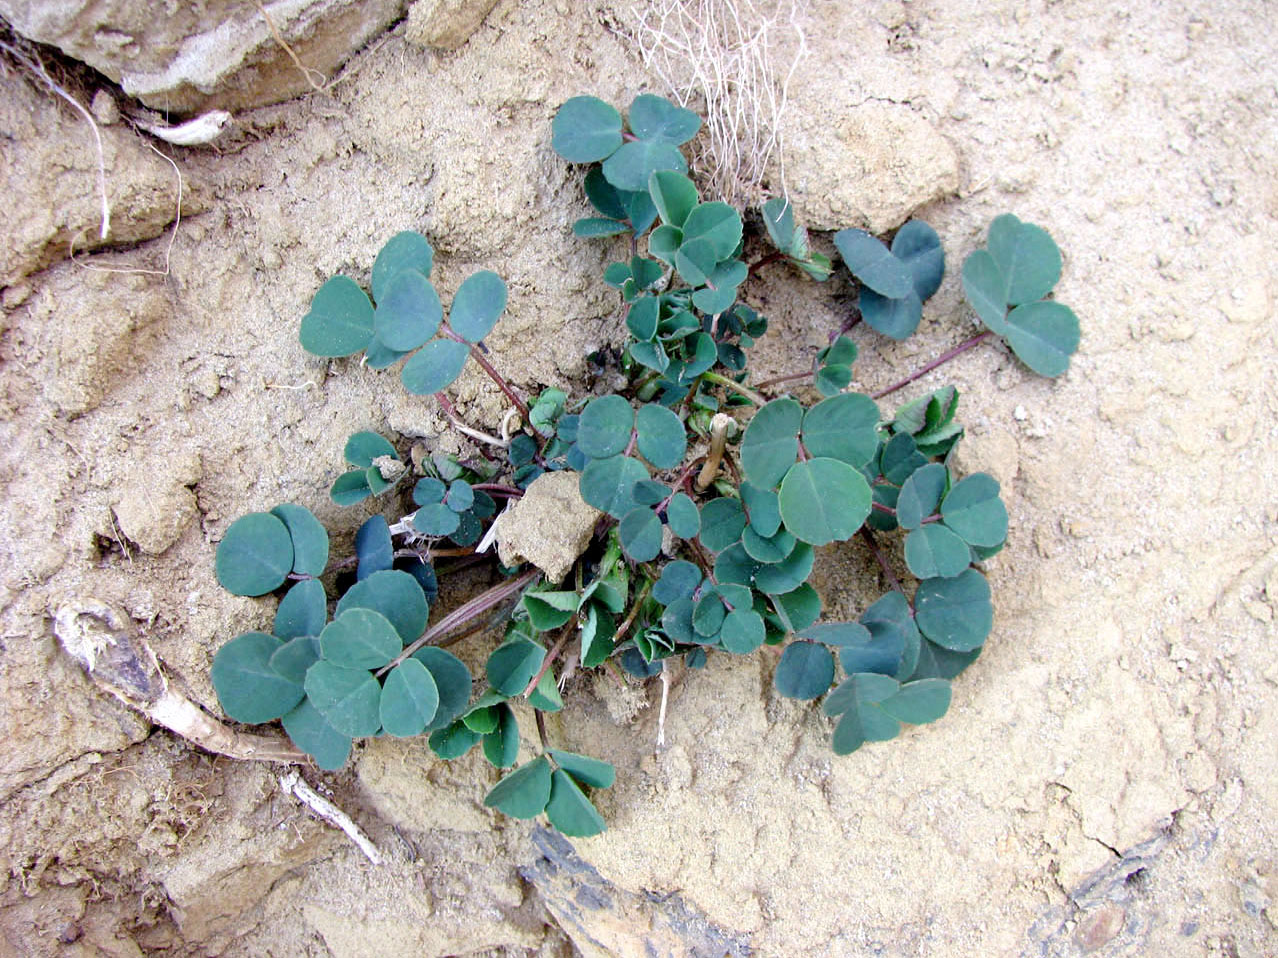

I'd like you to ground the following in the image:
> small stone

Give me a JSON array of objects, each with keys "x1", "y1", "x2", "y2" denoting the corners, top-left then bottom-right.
[
  {"x1": 495, "y1": 471, "x2": 602, "y2": 583},
  {"x1": 1075, "y1": 904, "x2": 1125, "y2": 952},
  {"x1": 405, "y1": 0, "x2": 500, "y2": 51},
  {"x1": 90, "y1": 89, "x2": 120, "y2": 125}
]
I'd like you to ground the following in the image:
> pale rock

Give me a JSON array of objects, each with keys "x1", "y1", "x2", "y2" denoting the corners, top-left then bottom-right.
[
  {"x1": 405, "y1": 0, "x2": 500, "y2": 50},
  {"x1": 495, "y1": 470, "x2": 602, "y2": 584},
  {"x1": 0, "y1": 0, "x2": 408, "y2": 113},
  {"x1": 111, "y1": 456, "x2": 202, "y2": 555},
  {"x1": 781, "y1": 100, "x2": 960, "y2": 233}
]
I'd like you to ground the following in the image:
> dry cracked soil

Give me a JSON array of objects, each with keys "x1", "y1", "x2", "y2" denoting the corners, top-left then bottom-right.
[{"x1": 0, "y1": 1, "x2": 1275, "y2": 956}]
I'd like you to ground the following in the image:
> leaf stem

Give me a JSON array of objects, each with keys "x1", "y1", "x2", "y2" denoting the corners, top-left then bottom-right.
[
  {"x1": 702, "y1": 370, "x2": 767, "y2": 407},
  {"x1": 523, "y1": 622, "x2": 575, "y2": 697},
  {"x1": 747, "y1": 250, "x2": 786, "y2": 277},
  {"x1": 753, "y1": 368, "x2": 814, "y2": 390},
  {"x1": 535, "y1": 709, "x2": 549, "y2": 749},
  {"x1": 467, "y1": 345, "x2": 530, "y2": 419},
  {"x1": 471, "y1": 483, "x2": 525, "y2": 497},
  {"x1": 859, "y1": 527, "x2": 904, "y2": 594},
  {"x1": 871, "y1": 331, "x2": 991, "y2": 400},
  {"x1": 378, "y1": 566, "x2": 541, "y2": 675}
]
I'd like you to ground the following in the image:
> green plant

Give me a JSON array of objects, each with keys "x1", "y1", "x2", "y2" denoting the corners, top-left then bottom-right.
[{"x1": 208, "y1": 93, "x2": 1079, "y2": 837}]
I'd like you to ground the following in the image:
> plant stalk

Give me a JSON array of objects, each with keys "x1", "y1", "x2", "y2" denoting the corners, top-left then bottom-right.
[
  {"x1": 859, "y1": 527, "x2": 904, "y2": 594},
  {"x1": 695, "y1": 414, "x2": 734, "y2": 492},
  {"x1": 872, "y1": 331, "x2": 991, "y2": 400},
  {"x1": 703, "y1": 370, "x2": 767, "y2": 406}
]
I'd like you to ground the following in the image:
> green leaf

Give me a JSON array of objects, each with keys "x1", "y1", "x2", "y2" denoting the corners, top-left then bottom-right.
[
  {"x1": 814, "y1": 364, "x2": 852, "y2": 396},
  {"x1": 761, "y1": 196, "x2": 795, "y2": 250},
  {"x1": 462, "y1": 690, "x2": 505, "y2": 733},
  {"x1": 681, "y1": 331, "x2": 718, "y2": 378},
  {"x1": 741, "y1": 524, "x2": 795, "y2": 564},
  {"x1": 579, "y1": 455, "x2": 648, "y2": 519},
  {"x1": 660, "y1": 597, "x2": 695, "y2": 643},
  {"x1": 648, "y1": 224, "x2": 682, "y2": 264},
  {"x1": 630, "y1": 339, "x2": 669, "y2": 373},
  {"x1": 269, "y1": 503, "x2": 329, "y2": 577},
  {"x1": 824, "y1": 620, "x2": 903, "y2": 677},
  {"x1": 549, "y1": 750, "x2": 616, "y2": 789},
  {"x1": 860, "y1": 591, "x2": 921, "y2": 681},
  {"x1": 740, "y1": 482, "x2": 782, "y2": 538},
  {"x1": 624, "y1": 189, "x2": 659, "y2": 235},
  {"x1": 482, "y1": 704, "x2": 520, "y2": 768},
  {"x1": 778, "y1": 458, "x2": 872, "y2": 546},
  {"x1": 626, "y1": 295, "x2": 660, "y2": 341},
  {"x1": 619, "y1": 507, "x2": 663, "y2": 562},
  {"x1": 574, "y1": 217, "x2": 628, "y2": 238},
  {"x1": 628, "y1": 94, "x2": 701, "y2": 144},
  {"x1": 529, "y1": 668, "x2": 564, "y2": 712},
  {"x1": 801, "y1": 393, "x2": 881, "y2": 468},
  {"x1": 909, "y1": 638, "x2": 981, "y2": 682},
  {"x1": 319, "y1": 608, "x2": 402, "y2": 670},
  {"x1": 880, "y1": 678, "x2": 952, "y2": 725},
  {"x1": 282, "y1": 699, "x2": 352, "y2": 771},
  {"x1": 914, "y1": 569, "x2": 993, "y2": 652},
  {"x1": 823, "y1": 671, "x2": 899, "y2": 715},
  {"x1": 215, "y1": 513, "x2": 293, "y2": 597},
  {"x1": 211, "y1": 632, "x2": 303, "y2": 723},
  {"x1": 740, "y1": 398, "x2": 802, "y2": 489},
  {"x1": 330, "y1": 470, "x2": 371, "y2": 506},
  {"x1": 485, "y1": 756, "x2": 553, "y2": 819},
  {"x1": 698, "y1": 497, "x2": 746, "y2": 552},
  {"x1": 635, "y1": 403, "x2": 686, "y2": 469},
  {"x1": 413, "y1": 502, "x2": 461, "y2": 537},
  {"x1": 336, "y1": 569, "x2": 429, "y2": 645},
  {"x1": 522, "y1": 592, "x2": 575, "y2": 631},
  {"x1": 413, "y1": 477, "x2": 446, "y2": 506},
  {"x1": 401, "y1": 339, "x2": 470, "y2": 394},
  {"x1": 770, "y1": 584, "x2": 821, "y2": 633},
  {"x1": 373, "y1": 270, "x2": 443, "y2": 351},
  {"x1": 692, "y1": 590, "x2": 727, "y2": 639},
  {"x1": 681, "y1": 202, "x2": 743, "y2": 261},
  {"x1": 273, "y1": 579, "x2": 327, "y2": 641},
  {"x1": 269, "y1": 635, "x2": 321, "y2": 684},
  {"x1": 379, "y1": 658, "x2": 440, "y2": 737},
  {"x1": 304, "y1": 660, "x2": 382, "y2": 738},
  {"x1": 355, "y1": 515, "x2": 393, "y2": 581},
  {"x1": 880, "y1": 432, "x2": 929, "y2": 485},
  {"x1": 411, "y1": 646, "x2": 473, "y2": 732},
  {"x1": 653, "y1": 560, "x2": 702, "y2": 604},
  {"x1": 987, "y1": 213, "x2": 1062, "y2": 305},
  {"x1": 430, "y1": 720, "x2": 482, "y2": 759},
  {"x1": 487, "y1": 638, "x2": 546, "y2": 697},
  {"x1": 720, "y1": 608, "x2": 765, "y2": 654},
  {"x1": 445, "y1": 480, "x2": 474, "y2": 513},
  {"x1": 603, "y1": 140, "x2": 687, "y2": 192},
  {"x1": 665, "y1": 493, "x2": 700, "y2": 539},
  {"x1": 713, "y1": 542, "x2": 762, "y2": 588},
  {"x1": 577, "y1": 395, "x2": 635, "y2": 460},
  {"x1": 825, "y1": 673, "x2": 902, "y2": 755},
  {"x1": 891, "y1": 220, "x2": 945, "y2": 300},
  {"x1": 345, "y1": 430, "x2": 396, "y2": 467},
  {"x1": 896, "y1": 462, "x2": 948, "y2": 530},
  {"x1": 961, "y1": 250, "x2": 1010, "y2": 334},
  {"x1": 904, "y1": 525, "x2": 972, "y2": 580},
  {"x1": 584, "y1": 167, "x2": 628, "y2": 219},
  {"x1": 371, "y1": 231, "x2": 435, "y2": 301},
  {"x1": 819, "y1": 336, "x2": 858, "y2": 367},
  {"x1": 648, "y1": 170, "x2": 699, "y2": 227},
  {"x1": 774, "y1": 640, "x2": 835, "y2": 700},
  {"x1": 833, "y1": 229, "x2": 913, "y2": 299},
  {"x1": 1004, "y1": 301, "x2": 1080, "y2": 377},
  {"x1": 363, "y1": 334, "x2": 412, "y2": 370},
  {"x1": 546, "y1": 769, "x2": 606, "y2": 837},
  {"x1": 552, "y1": 96, "x2": 623, "y2": 163},
  {"x1": 860, "y1": 288, "x2": 923, "y2": 340},
  {"x1": 448, "y1": 270, "x2": 507, "y2": 343},
  {"x1": 941, "y1": 474, "x2": 1008, "y2": 548},
  {"x1": 299, "y1": 275, "x2": 374, "y2": 358},
  {"x1": 752, "y1": 542, "x2": 814, "y2": 595},
  {"x1": 674, "y1": 238, "x2": 717, "y2": 286}
]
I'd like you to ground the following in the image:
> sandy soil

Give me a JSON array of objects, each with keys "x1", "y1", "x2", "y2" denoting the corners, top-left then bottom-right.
[{"x1": 1, "y1": 1, "x2": 1275, "y2": 955}]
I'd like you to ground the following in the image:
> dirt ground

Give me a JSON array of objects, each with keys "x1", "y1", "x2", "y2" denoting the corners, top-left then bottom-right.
[{"x1": 1, "y1": 1, "x2": 1275, "y2": 955}]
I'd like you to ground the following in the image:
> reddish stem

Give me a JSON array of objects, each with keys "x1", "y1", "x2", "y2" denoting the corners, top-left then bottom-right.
[
  {"x1": 859, "y1": 527, "x2": 904, "y2": 595},
  {"x1": 747, "y1": 250, "x2": 786, "y2": 277},
  {"x1": 871, "y1": 331, "x2": 991, "y2": 401}
]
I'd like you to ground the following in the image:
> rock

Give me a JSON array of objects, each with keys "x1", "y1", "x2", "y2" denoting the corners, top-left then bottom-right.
[
  {"x1": 495, "y1": 471, "x2": 601, "y2": 584},
  {"x1": 1075, "y1": 904, "x2": 1126, "y2": 952},
  {"x1": 404, "y1": 0, "x2": 500, "y2": 50},
  {"x1": 522, "y1": 828, "x2": 751, "y2": 958},
  {"x1": 0, "y1": 0, "x2": 407, "y2": 114},
  {"x1": 111, "y1": 455, "x2": 202, "y2": 555},
  {"x1": 0, "y1": 73, "x2": 210, "y2": 287},
  {"x1": 782, "y1": 100, "x2": 960, "y2": 233}
]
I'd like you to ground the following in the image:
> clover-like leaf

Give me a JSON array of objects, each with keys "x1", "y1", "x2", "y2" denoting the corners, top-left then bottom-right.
[
  {"x1": 268, "y1": 504, "x2": 328, "y2": 577},
  {"x1": 698, "y1": 497, "x2": 746, "y2": 552},
  {"x1": 273, "y1": 579, "x2": 327, "y2": 641},
  {"x1": 344, "y1": 431, "x2": 397, "y2": 468},
  {"x1": 824, "y1": 672, "x2": 902, "y2": 755},
  {"x1": 603, "y1": 140, "x2": 687, "y2": 192},
  {"x1": 895, "y1": 462, "x2": 947, "y2": 530},
  {"x1": 860, "y1": 591, "x2": 922, "y2": 681},
  {"x1": 653, "y1": 560, "x2": 702, "y2": 605},
  {"x1": 574, "y1": 217, "x2": 628, "y2": 238},
  {"x1": 299, "y1": 275, "x2": 375, "y2": 358},
  {"x1": 546, "y1": 769, "x2": 606, "y2": 837},
  {"x1": 401, "y1": 339, "x2": 470, "y2": 395},
  {"x1": 578, "y1": 395, "x2": 635, "y2": 460},
  {"x1": 681, "y1": 202, "x2": 743, "y2": 261},
  {"x1": 635, "y1": 402, "x2": 686, "y2": 469},
  {"x1": 649, "y1": 170, "x2": 699, "y2": 228},
  {"x1": 774, "y1": 640, "x2": 835, "y2": 700},
  {"x1": 430, "y1": 719, "x2": 482, "y2": 760},
  {"x1": 891, "y1": 220, "x2": 945, "y2": 300},
  {"x1": 879, "y1": 678, "x2": 952, "y2": 725},
  {"x1": 211, "y1": 632, "x2": 304, "y2": 723},
  {"x1": 860, "y1": 288, "x2": 923, "y2": 340},
  {"x1": 904, "y1": 524, "x2": 972, "y2": 580},
  {"x1": 579, "y1": 455, "x2": 648, "y2": 519},
  {"x1": 619, "y1": 507, "x2": 663, "y2": 562},
  {"x1": 304, "y1": 660, "x2": 382, "y2": 738},
  {"x1": 665, "y1": 493, "x2": 700, "y2": 540},
  {"x1": 778, "y1": 458, "x2": 872, "y2": 546},
  {"x1": 482, "y1": 704, "x2": 520, "y2": 769},
  {"x1": 626, "y1": 295, "x2": 660, "y2": 341},
  {"x1": 319, "y1": 608, "x2": 402, "y2": 670},
  {"x1": 380, "y1": 658, "x2": 440, "y2": 737},
  {"x1": 752, "y1": 542, "x2": 814, "y2": 595},
  {"x1": 552, "y1": 96, "x2": 624, "y2": 163},
  {"x1": 940, "y1": 473, "x2": 1008, "y2": 548},
  {"x1": 628, "y1": 94, "x2": 701, "y2": 144},
  {"x1": 371, "y1": 231, "x2": 434, "y2": 302},
  {"x1": 352, "y1": 515, "x2": 392, "y2": 581},
  {"x1": 960, "y1": 250, "x2": 1011, "y2": 334},
  {"x1": 269, "y1": 635, "x2": 321, "y2": 685},
  {"x1": 216, "y1": 512, "x2": 294, "y2": 597},
  {"x1": 282, "y1": 698, "x2": 352, "y2": 771},
  {"x1": 720, "y1": 608, "x2": 766, "y2": 655},
  {"x1": 449, "y1": 271, "x2": 507, "y2": 343},
  {"x1": 485, "y1": 756, "x2": 553, "y2": 819},
  {"x1": 330, "y1": 470, "x2": 371, "y2": 506},
  {"x1": 550, "y1": 749, "x2": 616, "y2": 789},
  {"x1": 1003, "y1": 301, "x2": 1080, "y2": 377},
  {"x1": 801, "y1": 393, "x2": 881, "y2": 468},
  {"x1": 740, "y1": 398, "x2": 802, "y2": 489},
  {"x1": 987, "y1": 213, "x2": 1062, "y2": 305},
  {"x1": 336, "y1": 569, "x2": 429, "y2": 645},
  {"x1": 914, "y1": 569, "x2": 993, "y2": 652},
  {"x1": 487, "y1": 638, "x2": 546, "y2": 697},
  {"x1": 833, "y1": 229, "x2": 914, "y2": 299},
  {"x1": 585, "y1": 167, "x2": 628, "y2": 219},
  {"x1": 770, "y1": 584, "x2": 822, "y2": 634},
  {"x1": 411, "y1": 646, "x2": 473, "y2": 732},
  {"x1": 373, "y1": 270, "x2": 443, "y2": 351}
]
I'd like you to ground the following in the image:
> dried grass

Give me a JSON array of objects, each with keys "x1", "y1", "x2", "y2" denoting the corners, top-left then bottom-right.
[{"x1": 632, "y1": 0, "x2": 808, "y2": 208}]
